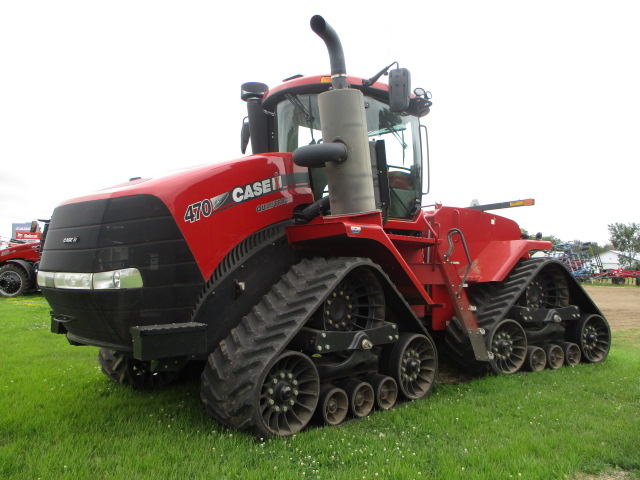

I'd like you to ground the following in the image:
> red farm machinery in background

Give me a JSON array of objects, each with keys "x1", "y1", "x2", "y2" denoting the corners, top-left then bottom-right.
[{"x1": 0, "y1": 221, "x2": 48, "y2": 297}]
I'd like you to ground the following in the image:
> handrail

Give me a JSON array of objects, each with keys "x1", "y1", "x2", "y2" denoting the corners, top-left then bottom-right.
[{"x1": 444, "y1": 228, "x2": 473, "y2": 298}]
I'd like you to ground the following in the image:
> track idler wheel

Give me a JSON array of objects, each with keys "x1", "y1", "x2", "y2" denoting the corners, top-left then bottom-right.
[
  {"x1": 568, "y1": 314, "x2": 611, "y2": 364},
  {"x1": 257, "y1": 351, "x2": 320, "y2": 436},
  {"x1": 488, "y1": 319, "x2": 527, "y2": 374},
  {"x1": 543, "y1": 344, "x2": 564, "y2": 369},
  {"x1": 558, "y1": 341, "x2": 582, "y2": 366},
  {"x1": 340, "y1": 380, "x2": 374, "y2": 418},
  {"x1": 524, "y1": 346, "x2": 547, "y2": 372},
  {"x1": 385, "y1": 333, "x2": 437, "y2": 400},
  {"x1": 366, "y1": 374, "x2": 398, "y2": 410},
  {"x1": 317, "y1": 385, "x2": 349, "y2": 426}
]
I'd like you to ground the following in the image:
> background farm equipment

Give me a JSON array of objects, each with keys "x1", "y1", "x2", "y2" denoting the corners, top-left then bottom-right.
[
  {"x1": 0, "y1": 221, "x2": 48, "y2": 297},
  {"x1": 595, "y1": 268, "x2": 640, "y2": 285},
  {"x1": 545, "y1": 242, "x2": 602, "y2": 282},
  {"x1": 546, "y1": 242, "x2": 640, "y2": 285}
]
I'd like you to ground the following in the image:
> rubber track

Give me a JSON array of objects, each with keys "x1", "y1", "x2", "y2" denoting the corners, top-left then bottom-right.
[
  {"x1": 445, "y1": 257, "x2": 559, "y2": 368},
  {"x1": 473, "y1": 258, "x2": 547, "y2": 330},
  {"x1": 200, "y1": 257, "x2": 378, "y2": 432}
]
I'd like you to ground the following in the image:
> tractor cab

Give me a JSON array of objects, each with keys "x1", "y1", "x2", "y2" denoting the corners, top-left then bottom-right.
[{"x1": 242, "y1": 74, "x2": 432, "y2": 220}]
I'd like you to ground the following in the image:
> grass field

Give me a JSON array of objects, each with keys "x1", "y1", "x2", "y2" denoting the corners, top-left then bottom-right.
[{"x1": 1, "y1": 295, "x2": 638, "y2": 480}]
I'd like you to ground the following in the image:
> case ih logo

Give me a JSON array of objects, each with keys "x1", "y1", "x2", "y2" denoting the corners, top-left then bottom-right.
[
  {"x1": 232, "y1": 176, "x2": 282, "y2": 203},
  {"x1": 183, "y1": 174, "x2": 308, "y2": 224},
  {"x1": 63, "y1": 237, "x2": 80, "y2": 244}
]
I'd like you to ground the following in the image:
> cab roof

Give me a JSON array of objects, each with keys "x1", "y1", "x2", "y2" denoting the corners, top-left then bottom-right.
[{"x1": 262, "y1": 74, "x2": 431, "y2": 117}]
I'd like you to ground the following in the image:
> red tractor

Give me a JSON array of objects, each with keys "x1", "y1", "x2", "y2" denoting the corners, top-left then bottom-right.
[
  {"x1": 38, "y1": 16, "x2": 611, "y2": 436},
  {"x1": 0, "y1": 241, "x2": 41, "y2": 297}
]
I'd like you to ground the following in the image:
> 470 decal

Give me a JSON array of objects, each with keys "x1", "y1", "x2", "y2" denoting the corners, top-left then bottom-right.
[
  {"x1": 184, "y1": 175, "x2": 284, "y2": 223},
  {"x1": 183, "y1": 193, "x2": 228, "y2": 223}
]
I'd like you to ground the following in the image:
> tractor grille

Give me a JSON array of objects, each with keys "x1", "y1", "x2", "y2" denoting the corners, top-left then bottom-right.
[{"x1": 40, "y1": 194, "x2": 203, "y2": 350}]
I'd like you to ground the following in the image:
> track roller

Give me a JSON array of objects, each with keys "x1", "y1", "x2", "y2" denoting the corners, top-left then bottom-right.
[
  {"x1": 340, "y1": 379, "x2": 375, "y2": 418},
  {"x1": 317, "y1": 385, "x2": 349, "y2": 426},
  {"x1": 558, "y1": 341, "x2": 581, "y2": 366},
  {"x1": 366, "y1": 374, "x2": 398, "y2": 410},
  {"x1": 524, "y1": 346, "x2": 547, "y2": 372},
  {"x1": 543, "y1": 344, "x2": 564, "y2": 369}
]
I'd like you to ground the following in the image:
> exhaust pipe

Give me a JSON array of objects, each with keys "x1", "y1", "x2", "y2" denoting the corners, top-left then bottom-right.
[
  {"x1": 293, "y1": 15, "x2": 377, "y2": 216},
  {"x1": 310, "y1": 15, "x2": 347, "y2": 90}
]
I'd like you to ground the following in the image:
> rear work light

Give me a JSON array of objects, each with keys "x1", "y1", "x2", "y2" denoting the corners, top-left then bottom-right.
[{"x1": 37, "y1": 268, "x2": 143, "y2": 290}]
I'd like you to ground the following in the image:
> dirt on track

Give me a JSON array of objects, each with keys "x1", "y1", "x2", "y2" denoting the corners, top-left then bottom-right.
[{"x1": 582, "y1": 286, "x2": 640, "y2": 331}]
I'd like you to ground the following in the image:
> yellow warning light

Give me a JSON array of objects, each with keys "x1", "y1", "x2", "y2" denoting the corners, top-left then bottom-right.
[
  {"x1": 320, "y1": 76, "x2": 332, "y2": 83},
  {"x1": 510, "y1": 199, "x2": 535, "y2": 207}
]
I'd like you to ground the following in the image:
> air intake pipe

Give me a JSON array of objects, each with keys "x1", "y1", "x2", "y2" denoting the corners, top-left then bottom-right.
[{"x1": 293, "y1": 16, "x2": 376, "y2": 216}]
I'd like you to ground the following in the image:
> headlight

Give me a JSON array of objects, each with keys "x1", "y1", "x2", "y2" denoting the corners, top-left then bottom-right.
[
  {"x1": 37, "y1": 268, "x2": 143, "y2": 290},
  {"x1": 55, "y1": 272, "x2": 93, "y2": 289},
  {"x1": 37, "y1": 271, "x2": 55, "y2": 288},
  {"x1": 93, "y1": 268, "x2": 143, "y2": 289}
]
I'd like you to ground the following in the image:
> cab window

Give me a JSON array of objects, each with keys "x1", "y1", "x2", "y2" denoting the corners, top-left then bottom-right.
[{"x1": 277, "y1": 94, "x2": 422, "y2": 218}]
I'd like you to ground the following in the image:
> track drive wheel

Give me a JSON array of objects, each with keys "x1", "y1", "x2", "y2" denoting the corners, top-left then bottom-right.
[
  {"x1": 318, "y1": 268, "x2": 385, "y2": 332},
  {"x1": 568, "y1": 314, "x2": 611, "y2": 363},
  {"x1": 385, "y1": 333, "x2": 437, "y2": 400},
  {"x1": 521, "y1": 268, "x2": 569, "y2": 309},
  {"x1": 98, "y1": 348, "x2": 180, "y2": 389},
  {"x1": 256, "y1": 351, "x2": 320, "y2": 437},
  {"x1": 0, "y1": 264, "x2": 31, "y2": 297},
  {"x1": 488, "y1": 319, "x2": 527, "y2": 374}
]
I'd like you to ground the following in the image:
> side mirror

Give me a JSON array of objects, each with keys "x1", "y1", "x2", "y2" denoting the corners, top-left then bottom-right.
[
  {"x1": 241, "y1": 82, "x2": 269, "y2": 101},
  {"x1": 389, "y1": 68, "x2": 411, "y2": 112},
  {"x1": 241, "y1": 82, "x2": 270, "y2": 154}
]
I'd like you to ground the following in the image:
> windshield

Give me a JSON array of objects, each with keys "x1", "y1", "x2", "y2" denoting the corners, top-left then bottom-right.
[{"x1": 277, "y1": 94, "x2": 422, "y2": 218}]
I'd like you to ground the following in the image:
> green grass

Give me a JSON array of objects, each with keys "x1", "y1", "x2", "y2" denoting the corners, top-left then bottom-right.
[{"x1": 1, "y1": 295, "x2": 639, "y2": 480}]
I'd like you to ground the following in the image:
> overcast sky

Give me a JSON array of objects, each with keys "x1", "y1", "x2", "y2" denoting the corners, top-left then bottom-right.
[{"x1": 1, "y1": 0, "x2": 638, "y2": 246}]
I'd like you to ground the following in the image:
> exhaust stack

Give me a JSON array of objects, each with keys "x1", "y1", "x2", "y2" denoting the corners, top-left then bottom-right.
[
  {"x1": 310, "y1": 15, "x2": 348, "y2": 90},
  {"x1": 294, "y1": 16, "x2": 376, "y2": 216}
]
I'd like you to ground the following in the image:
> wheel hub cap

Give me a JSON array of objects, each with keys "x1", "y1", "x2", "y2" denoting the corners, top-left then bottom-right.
[
  {"x1": 402, "y1": 350, "x2": 422, "y2": 380},
  {"x1": 493, "y1": 332, "x2": 515, "y2": 359},
  {"x1": 0, "y1": 273, "x2": 20, "y2": 294},
  {"x1": 267, "y1": 373, "x2": 299, "y2": 412},
  {"x1": 584, "y1": 327, "x2": 598, "y2": 350},
  {"x1": 324, "y1": 290, "x2": 354, "y2": 331},
  {"x1": 326, "y1": 398, "x2": 338, "y2": 414}
]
